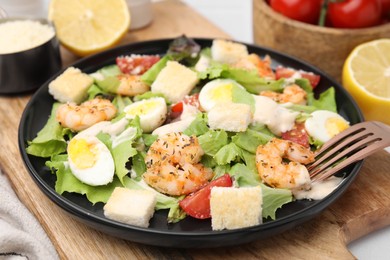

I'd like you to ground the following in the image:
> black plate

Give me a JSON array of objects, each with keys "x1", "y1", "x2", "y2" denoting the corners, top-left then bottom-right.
[{"x1": 18, "y1": 38, "x2": 364, "y2": 248}]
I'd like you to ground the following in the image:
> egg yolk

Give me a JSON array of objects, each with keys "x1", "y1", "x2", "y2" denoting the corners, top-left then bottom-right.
[
  {"x1": 68, "y1": 138, "x2": 98, "y2": 169},
  {"x1": 126, "y1": 100, "x2": 158, "y2": 116},
  {"x1": 210, "y1": 83, "x2": 233, "y2": 102},
  {"x1": 325, "y1": 117, "x2": 349, "y2": 138}
]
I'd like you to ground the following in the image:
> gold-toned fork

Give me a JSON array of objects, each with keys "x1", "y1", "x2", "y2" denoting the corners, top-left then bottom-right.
[{"x1": 308, "y1": 121, "x2": 390, "y2": 182}]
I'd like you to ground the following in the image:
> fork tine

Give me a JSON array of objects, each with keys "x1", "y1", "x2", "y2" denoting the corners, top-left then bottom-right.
[
  {"x1": 311, "y1": 139, "x2": 390, "y2": 182},
  {"x1": 309, "y1": 134, "x2": 381, "y2": 178},
  {"x1": 307, "y1": 128, "x2": 371, "y2": 171},
  {"x1": 315, "y1": 121, "x2": 367, "y2": 153},
  {"x1": 310, "y1": 121, "x2": 390, "y2": 182}
]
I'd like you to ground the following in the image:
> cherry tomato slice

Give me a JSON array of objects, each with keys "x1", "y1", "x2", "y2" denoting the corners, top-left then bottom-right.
[
  {"x1": 169, "y1": 93, "x2": 201, "y2": 120},
  {"x1": 116, "y1": 55, "x2": 160, "y2": 75},
  {"x1": 275, "y1": 66, "x2": 321, "y2": 88},
  {"x1": 179, "y1": 174, "x2": 233, "y2": 219},
  {"x1": 281, "y1": 123, "x2": 310, "y2": 148}
]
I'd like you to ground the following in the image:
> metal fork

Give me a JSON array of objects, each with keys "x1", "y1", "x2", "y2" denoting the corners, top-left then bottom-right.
[{"x1": 308, "y1": 121, "x2": 390, "y2": 182}]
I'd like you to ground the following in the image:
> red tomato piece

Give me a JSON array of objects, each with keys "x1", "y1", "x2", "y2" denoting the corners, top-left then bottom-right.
[
  {"x1": 328, "y1": 0, "x2": 382, "y2": 28},
  {"x1": 171, "y1": 102, "x2": 183, "y2": 113},
  {"x1": 179, "y1": 174, "x2": 233, "y2": 219},
  {"x1": 275, "y1": 66, "x2": 321, "y2": 88},
  {"x1": 116, "y1": 55, "x2": 160, "y2": 75},
  {"x1": 169, "y1": 93, "x2": 201, "y2": 120},
  {"x1": 169, "y1": 102, "x2": 183, "y2": 119},
  {"x1": 270, "y1": 0, "x2": 322, "y2": 24},
  {"x1": 281, "y1": 123, "x2": 310, "y2": 148}
]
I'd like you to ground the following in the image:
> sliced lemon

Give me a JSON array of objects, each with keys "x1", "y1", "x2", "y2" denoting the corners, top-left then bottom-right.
[
  {"x1": 342, "y1": 39, "x2": 390, "y2": 125},
  {"x1": 48, "y1": 0, "x2": 130, "y2": 56}
]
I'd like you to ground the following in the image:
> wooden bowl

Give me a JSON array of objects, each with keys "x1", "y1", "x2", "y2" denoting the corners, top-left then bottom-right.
[{"x1": 253, "y1": 0, "x2": 390, "y2": 82}]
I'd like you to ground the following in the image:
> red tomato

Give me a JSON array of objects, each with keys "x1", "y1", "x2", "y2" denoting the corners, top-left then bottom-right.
[
  {"x1": 169, "y1": 93, "x2": 201, "y2": 119},
  {"x1": 281, "y1": 123, "x2": 310, "y2": 148},
  {"x1": 380, "y1": 0, "x2": 390, "y2": 17},
  {"x1": 275, "y1": 66, "x2": 321, "y2": 88},
  {"x1": 270, "y1": 0, "x2": 322, "y2": 24},
  {"x1": 328, "y1": 0, "x2": 382, "y2": 28},
  {"x1": 169, "y1": 102, "x2": 183, "y2": 119},
  {"x1": 179, "y1": 174, "x2": 233, "y2": 219},
  {"x1": 116, "y1": 55, "x2": 160, "y2": 75}
]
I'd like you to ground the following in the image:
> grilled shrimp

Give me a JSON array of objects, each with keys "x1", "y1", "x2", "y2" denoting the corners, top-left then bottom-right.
[
  {"x1": 234, "y1": 54, "x2": 275, "y2": 79},
  {"x1": 260, "y1": 84, "x2": 307, "y2": 105},
  {"x1": 116, "y1": 74, "x2": 150, "y2": 96},
  {"x1": 143, "y1": 132, "x2": 213, "y2": 196},
  {"x1": 255, "y1": 138, "x2": 315, "y2": 189},
  {"x1": 56, "y1": 98, "x2": 117, "y2": 132}
]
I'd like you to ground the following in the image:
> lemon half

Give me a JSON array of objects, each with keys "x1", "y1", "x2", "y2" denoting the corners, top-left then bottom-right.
[
  {"x1": 48, "y1": 0, "x2": 130, "y2": 56},
  {"x1": 342, "y1": 39, "x2": 390, "y2": 125}
]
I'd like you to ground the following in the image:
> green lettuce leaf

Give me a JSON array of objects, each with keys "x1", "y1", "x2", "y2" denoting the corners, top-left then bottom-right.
[
  {"x1": 231, "y1": 128, "x2": 273, "y2": 154},
  {"x1": 198, "y1": 130, "x2": 228, "y2": 156},
  {"x1": 97, "y1": 64, "x2": 121, "y2": 77},
  {"x1": 231, "y1": 84, "x2": 255, "y2": 112},
  {"x1": 95, "y1": 76, "x2": 121, "y2": 94},
  {"x1": 228, "y1": 163, "x2": 260, "y2": 187},
  {"x1": 183, "y1": 113, "x2": 209, "y2": 136},
  {"x1": 142, "y1": 134, "x2": 158, "y2": 147},
  {"x1": 26, "y1": 103, "x2": 71, "y2": 157},
  {"x1": 130, "y1": 151, "x2": 147, "y2": 180},
  {"x1": 214, "y1": 142, "x2": 242, "y2": 165},
  {"x1": 211, "y1": 164, "x2": 231, "y2": 180},
  {"x1": 87, "y1": 84, "x2": 109, "y2": 99},
  {"x1": 240, "y1": 150, "x2": 258, "y2": 175},
  {"x1": 112, "y1": 95, "x2": 133, "y2": 112},
  {"x1": 260, "y1": 183, "x2": 293, "y2": 220},
  {"x1": 295, "y1": 78, "x2": 313, "y2": 94},
  {"x1": 96, "y1": 124, "x2": 139, "y2": 185},
  {"x1": 309, "y1": 87, "x2": 337, "y2": 112},
  {"x1": 46, "y1": 154, "x2": 122, "y2": 204}
]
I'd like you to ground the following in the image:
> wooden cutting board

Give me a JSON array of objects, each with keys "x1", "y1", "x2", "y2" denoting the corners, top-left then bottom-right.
[{"x1": 0, "y1": 1, "x2": 389, "y2": 259}]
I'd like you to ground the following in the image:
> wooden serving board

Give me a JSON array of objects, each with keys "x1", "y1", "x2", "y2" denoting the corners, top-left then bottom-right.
[{"x1": 1, "y1": 1, "x2": 390, "y2": 259}]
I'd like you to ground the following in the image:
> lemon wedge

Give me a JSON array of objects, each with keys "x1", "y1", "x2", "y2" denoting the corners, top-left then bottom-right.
[
  {"x1": 48, "y1": 0, "x2": 130, "y2": 56},
  {"x1": 342, "y1": 39, "x2": 390, "y2": 125}
]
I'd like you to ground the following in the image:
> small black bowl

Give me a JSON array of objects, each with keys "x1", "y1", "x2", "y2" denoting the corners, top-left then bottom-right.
[{"x1": 0, "y1": 18, "x2": 62, "y2": 94}]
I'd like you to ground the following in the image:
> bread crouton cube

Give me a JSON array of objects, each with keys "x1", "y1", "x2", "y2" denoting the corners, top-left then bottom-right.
[
  {"x1": 210, "y1": 186, "x2": 262, "y2": 231},
  {"x1": 103, "y1": 187, "x2": 157, "y2": 228},
  {"x1": 211, "y1": 39, "x2": 248, "y2": 64},
  {"x1": 208, "y1": 102, "x2": 251, "y2": 132},
  {"x1": 151, "y1": 61, "x2": 199, "y2": 103},
  {"x1": 48, "y1": 67, "x2": 93, "y2": 104}
]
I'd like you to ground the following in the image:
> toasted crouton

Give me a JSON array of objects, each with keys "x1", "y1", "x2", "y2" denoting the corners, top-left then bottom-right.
[
  {"x1": 208, "y1": 102, "x2": 252, "y2": 132},
  {"x1": 210, "y1": 186, "x2": 262, "y2": 230},
  {"x1": 48, "y1": 67, "x2": 93, "y2": 104},
  {"x1": 151, "y1": 61, "x2": 199, "y2": 103},
  {"x1": 103, "y1": 187, "x2": 157, "y2": 228},
  {"x1": 211, "y1": 39, "x2": 248, "y2": 64}
]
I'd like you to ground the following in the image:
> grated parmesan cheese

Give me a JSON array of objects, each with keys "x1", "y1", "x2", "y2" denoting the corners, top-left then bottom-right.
[{"x1": 0, "y1": 20, "x2": 55, "y2": 54}]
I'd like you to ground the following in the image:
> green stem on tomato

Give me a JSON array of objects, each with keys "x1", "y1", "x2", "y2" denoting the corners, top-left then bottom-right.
[{"x1": 318, "y1": 0, "x2": 329, "y2": 27}]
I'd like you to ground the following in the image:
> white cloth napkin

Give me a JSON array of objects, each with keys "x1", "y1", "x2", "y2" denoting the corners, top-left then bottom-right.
[{"x1": 0, "y1": 171, "x2": 58, "y2": 260}]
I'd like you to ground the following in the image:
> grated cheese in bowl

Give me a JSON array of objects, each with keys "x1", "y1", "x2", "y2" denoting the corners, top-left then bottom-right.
[{"x1": 0, "y1": 20, "x2": 55, "y2": 54}]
